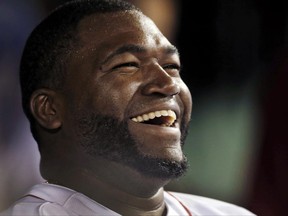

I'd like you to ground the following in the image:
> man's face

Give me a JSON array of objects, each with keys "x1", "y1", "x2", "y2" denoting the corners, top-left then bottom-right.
[{"x1": 61, "y1": 11, "x2": 192, "y2": 179}]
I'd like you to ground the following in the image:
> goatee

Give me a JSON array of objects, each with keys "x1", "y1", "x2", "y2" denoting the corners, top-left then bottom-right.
[{"x1": 75, "y1": 113, "x2": 189, "y2": 179}]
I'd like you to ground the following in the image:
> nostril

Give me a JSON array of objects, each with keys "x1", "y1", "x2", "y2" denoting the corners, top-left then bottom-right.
[
  {"x1": 170, "y1": 83, "x2": 180, "y2": 96},
  {"x1": 141, "y1": 79, "x2": 180, "y2": 97},
  {"x1": 161, "y1": 80, "x2": 180, "y2": 97}
]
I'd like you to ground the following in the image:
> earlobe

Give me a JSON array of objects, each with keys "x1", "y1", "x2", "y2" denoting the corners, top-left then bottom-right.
[{"x1": 30, "y1": 89, "x2": 62, "y2": 130}]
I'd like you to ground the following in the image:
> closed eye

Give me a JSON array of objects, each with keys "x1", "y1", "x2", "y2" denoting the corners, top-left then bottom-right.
[
  {"x1": 163, "y1": 64, "x2": 181, "y2": 75},
  {"x1": 112, "y1": 62, "x2": 139, "y2": 70}
]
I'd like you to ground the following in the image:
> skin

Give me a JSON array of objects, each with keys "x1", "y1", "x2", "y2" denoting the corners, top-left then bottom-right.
[{"x1": 30, "y1": 10, "x2": 192, "y2": 216}]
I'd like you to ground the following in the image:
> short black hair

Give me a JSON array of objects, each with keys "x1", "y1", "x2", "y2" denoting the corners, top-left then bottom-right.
[{"x1": 20, "y1": 0, "x2": 139, "y2": 140}]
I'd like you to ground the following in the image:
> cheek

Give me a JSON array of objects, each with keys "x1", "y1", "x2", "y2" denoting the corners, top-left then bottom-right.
[{"x1": 90, "y1": 79, "x2": 140, "y2": 118}]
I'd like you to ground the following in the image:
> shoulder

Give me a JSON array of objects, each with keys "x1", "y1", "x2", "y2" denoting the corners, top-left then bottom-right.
[
  {"x1": 0, "y1": 196, "x2": 72, "y2": 216},
  {"x1": 0, "y1": 183, "x2": 120, "y2": 216},
  {"x1": 165, "y1": 191, "x2": 256, "y2": 216},
  {"x1": 0, "y1": 183, "x2": 75, "y2": 216}
]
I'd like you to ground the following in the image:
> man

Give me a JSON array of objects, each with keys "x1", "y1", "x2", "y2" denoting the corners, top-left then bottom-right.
[{"x1": 0, "y1": 0, "x2": 256, "y2": 215}]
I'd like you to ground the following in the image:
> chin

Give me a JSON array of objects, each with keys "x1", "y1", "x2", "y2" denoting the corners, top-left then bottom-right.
[
  {"x1": 127, "y1": 150, "x2": 189, "y2": 180},
  {"x1": 158, "y1": 147, "x2": 184, "y2": 162}
]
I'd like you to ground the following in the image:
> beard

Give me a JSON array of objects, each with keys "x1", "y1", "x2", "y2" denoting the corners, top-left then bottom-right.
[{"x1": 75, "y1": 112, "x2": 190, "y2": 180}]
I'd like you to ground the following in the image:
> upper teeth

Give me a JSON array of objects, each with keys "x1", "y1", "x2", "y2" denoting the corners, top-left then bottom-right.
[{"x1": 131, "y1": 110, "x2": 176, "y2": 124}]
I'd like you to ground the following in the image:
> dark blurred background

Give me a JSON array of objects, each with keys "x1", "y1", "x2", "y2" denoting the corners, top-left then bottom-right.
[{"x1": 0, "y1": 1, "x2": 287, "y2": 215}]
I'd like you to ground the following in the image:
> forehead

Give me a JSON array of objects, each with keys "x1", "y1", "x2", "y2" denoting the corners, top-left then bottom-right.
[{"x1": 75, "y1": 11, "x2": 171, "y2": 53}]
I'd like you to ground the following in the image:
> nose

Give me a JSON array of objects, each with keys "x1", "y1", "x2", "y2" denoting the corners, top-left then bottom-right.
[{"x1": 141, "y1": 65, "x2": 181, "y2": 97}]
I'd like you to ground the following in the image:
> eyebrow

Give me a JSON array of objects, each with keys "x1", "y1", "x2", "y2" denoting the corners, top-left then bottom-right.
[{"x1": 101, "y1": 44, "x2": 179, "y2": 65}]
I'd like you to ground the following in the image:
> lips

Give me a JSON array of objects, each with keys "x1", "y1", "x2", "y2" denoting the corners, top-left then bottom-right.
[{"x1": 131, "y1": 109, "x2": 177, "y2": 127}]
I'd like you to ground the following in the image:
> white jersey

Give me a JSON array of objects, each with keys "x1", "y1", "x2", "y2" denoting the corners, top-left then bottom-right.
[{"x1": 0, "y1": 183, "x2": 256, "y2": 216}]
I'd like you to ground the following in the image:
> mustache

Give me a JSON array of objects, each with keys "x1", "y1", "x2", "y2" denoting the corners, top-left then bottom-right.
[{"x1": 77, "y1": 112, "x2": 190, "y2": 143}]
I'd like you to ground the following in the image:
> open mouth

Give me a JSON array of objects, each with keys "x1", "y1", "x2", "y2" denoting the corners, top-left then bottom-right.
[{"x1": 131, "y1": 110, "x2": 177, "y2": 127}]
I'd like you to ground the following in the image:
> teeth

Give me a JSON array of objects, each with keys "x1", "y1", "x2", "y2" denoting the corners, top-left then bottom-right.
[{"x1": 131, "y1": 109, "x2": 177, "y2": 126}]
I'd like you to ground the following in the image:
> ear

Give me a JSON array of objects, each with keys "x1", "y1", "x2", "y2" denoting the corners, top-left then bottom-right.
[{"x1": 30, "y1": 89, "x2": 62, "y2": 130}]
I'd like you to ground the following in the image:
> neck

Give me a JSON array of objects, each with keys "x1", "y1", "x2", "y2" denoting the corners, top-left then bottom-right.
[
  {"x1": 45, "y1": 158, "x2": 170, "y2": 216},
  {"x1": 79, "y1": 176, "x2": 167, "y2": 216}
]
